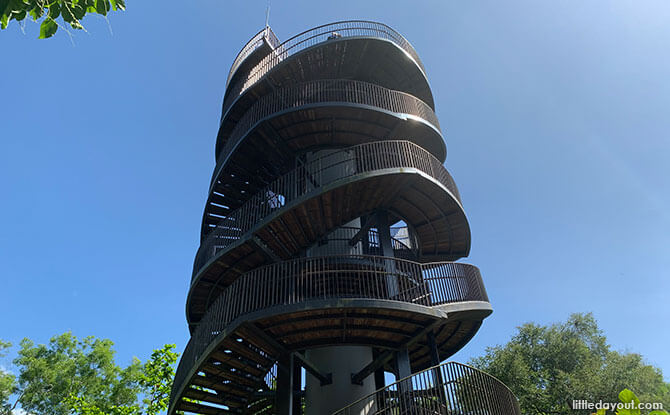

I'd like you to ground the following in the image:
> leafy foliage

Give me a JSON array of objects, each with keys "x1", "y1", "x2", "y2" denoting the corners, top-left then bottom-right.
[
  {"x1": 616, "y1": 388, "x2": 668, "y2": 415},
  {"x1": 14, "y1": 333, "x2": 142, "y2": 415},
  {"x1": 0, "y1": 0, "x2": 125, "y2": 38},
  {"x1": 0, "y1": 341, "x2": 16, "y2": 415},
  {"x1": 65, "y1": 395, "x2": 140, "y2": 415},
  {"x1": 471, "y1": 313, "x2": 670, "y2": 415},
  {"x1": 617, "y1": 388, "x2": 643, "y2": 415},
  {"x1": 139, "y1": 344, "x2": 179, "y2": 415},
  {"x1": 0, "y1": 333, "x2": 177, "y2": 415}
]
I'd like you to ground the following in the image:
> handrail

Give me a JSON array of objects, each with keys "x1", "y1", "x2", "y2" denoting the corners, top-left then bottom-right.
[
  {"x1": 226, "y1": 26, "x2": 280, "y2": 88},
  {"x1": 309, "y1": 226, "x2": 419, "y2": 261},
  {"x1": 221, "y1": 20, "x2": 426, "y2": 122},
  {"x1": 171, "y1": 255, "x2": 489, "y2": 411},
  {"x1": 213, "y1": 78, "x2": 441, "y2": 171},
  {"x1": 195, "y1": 140, "x2": 461, "y2": 279},
  {"x1": 332, "y1": 361, "x2": 521, "y2": 415}
]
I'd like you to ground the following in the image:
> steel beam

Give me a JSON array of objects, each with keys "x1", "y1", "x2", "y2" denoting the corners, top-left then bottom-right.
[{"x1": 351, "y1": 319, "x2": 445, "y2": 385}]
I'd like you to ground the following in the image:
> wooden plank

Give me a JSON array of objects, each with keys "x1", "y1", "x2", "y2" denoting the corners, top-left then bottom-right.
[
  {"x1": 210, "y1": 350, "x2": 266, "y2": 378},
  {"x1": 201, "y1": 364, "x2": 260, "y2": 388},
  {"x1": 176, "y1": 400, "x2": 233, "y2": 415},
  {"x1": 190, "y1": 374, "x2": 251, "y2": 398},
  {"x1": 182, "y1": 386, "x2": 245, "y2": 407},
  {"x1": 223, "y1": 339, "x2": 275, "y2": 367}
]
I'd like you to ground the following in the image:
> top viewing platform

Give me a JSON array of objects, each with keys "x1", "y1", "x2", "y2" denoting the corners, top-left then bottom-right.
[{"x1": 216, "y1": 21, "x2": 435, "y2": 160}]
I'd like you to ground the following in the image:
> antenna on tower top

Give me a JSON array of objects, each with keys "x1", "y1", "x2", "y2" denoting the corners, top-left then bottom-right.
[{"x1": 265, "y1": 0, "x2": 271, "y2": 28}]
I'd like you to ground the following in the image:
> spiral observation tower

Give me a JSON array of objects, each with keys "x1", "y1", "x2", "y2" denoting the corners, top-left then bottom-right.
[{"x1": 169, "y1": 21, "x2": 520, "y2": 415}]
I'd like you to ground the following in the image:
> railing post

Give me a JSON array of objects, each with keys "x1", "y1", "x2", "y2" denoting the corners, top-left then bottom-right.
[
  {"x1": 373, "y1": 349, "x2": 386, "y2": 412},
  {"x1": 428, "y1": 331, "x2": 449, "y2": 410},
  {"x1": 395, "y1": 347, "x2": 413, "y2": 413},
  {"x1": 375, "y1": 211, "x2": 399, "y2": 298}
]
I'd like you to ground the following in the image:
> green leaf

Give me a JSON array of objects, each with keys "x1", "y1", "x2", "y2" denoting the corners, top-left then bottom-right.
[
  {"x1": 616, "y1": 389, "x2": 641, "y2": 415},
  {"x1": 93, "y1": 0, "x2": 107, "y2": 15},
  {"x1": 0, "y1": 0, "x2": 24, "y2": 27},
  {"x1": 69, "y1": 19, "x2": 82, "y2": 29},
  {"x1": 0, "y1": 0, "x2": 10, "y2": 22},
  {"x1": 114, "y1": 0, "x2": 123, "y2": 10},
  {"x1": 61, "y1": 2, "x2": 74, "y2": 22},
  {"x1": 28, "y1": 4, "x2": 42, "y2": 20},
  {"x1": 46, "y1": 1, "x2": 58, "y2": 18},
  {"x1": 618, "y1": 389, "x2": 640, "y2": 406},
  {"x1": 7, "y1": 0, "x2": 23, "y2": 13},
  {"x1": 71, "y1": 2, "x2": 83, "y2": 18},
  {"x1": 38, "y1": 15, "x2": 57, "y2": 38}
]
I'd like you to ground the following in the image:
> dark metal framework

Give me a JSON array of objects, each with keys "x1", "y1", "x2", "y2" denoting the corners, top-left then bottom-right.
[
  {"x1": 221, "y1": 21, "x2": 430, "y2": 121},
  {"x1": 333, "y1": 362, "x2": 521, "y2": 415},
  {"x1": 169, "y1": 20, "x2": 519, "y2": 415},
  {"x1": 195, "y1": 139, "x2": 461, "y2": 279}
]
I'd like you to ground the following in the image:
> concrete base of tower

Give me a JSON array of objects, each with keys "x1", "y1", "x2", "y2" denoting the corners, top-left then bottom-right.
[{"x1": 304, "y1": 346, "x2": 377, "y2": 415}]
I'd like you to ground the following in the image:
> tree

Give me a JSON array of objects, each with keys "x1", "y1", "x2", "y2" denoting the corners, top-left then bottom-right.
[
  {"x1": 0, "y1": 333, "x2": 178, "y2": 415},
  {"x1": 65, "y1": 345, "x2": 179, "y2": 415},
  {"x1": 139, "y1": 345, "x2": 179, "y2": 415},
  {"x1": 0, "y1": 0, "x2": 125, "y2": 39},
  {"x1": 0, "y1": 341, "x2": 16, "y2": 415},
  {"x1": 14, "y1": 333, "x2": 141, "y2": 415},
  {"x1": 471, "y1": 313, "x2": 670, "y2": 415}
]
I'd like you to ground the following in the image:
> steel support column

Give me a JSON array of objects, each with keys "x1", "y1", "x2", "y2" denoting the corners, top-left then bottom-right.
[
  {"x1": 375, "y1": 211, "x2": 399, "y2": 297},
  {"x1": 276, "y1": 353, "x2": 296, "y2": 415}
]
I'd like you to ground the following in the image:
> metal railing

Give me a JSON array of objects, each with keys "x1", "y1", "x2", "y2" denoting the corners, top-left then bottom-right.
[
  {"x1": 214, "y1": 78, "x2": 441, "y2": 168},
  {"x1": 332, "y1": 361, "x2": 521, "y2": 415},
  {"x1": 171, "y1": 256, "x2": 488, "y2": 411},
  {"x1": 307, "y1": 226, "x2": 419, "y2": 261},
  {"x1": 196, "y1": 140, "x2": 461, "y2": 279},
  {"x1": 221, "y1": 20, "x2": 426, "y2": 120},
  {"x1": 226, "y1": 26, "x2": 281, "y2": 88}
]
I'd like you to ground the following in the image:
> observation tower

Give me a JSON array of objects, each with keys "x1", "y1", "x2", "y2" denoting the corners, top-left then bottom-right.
[{"x1": 169, "y1": 21, "x2": 520, "y2": 415}]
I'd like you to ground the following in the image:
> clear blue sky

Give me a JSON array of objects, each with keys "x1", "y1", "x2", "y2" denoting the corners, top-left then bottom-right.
[{"x1": 1, "y1": 0, "x2": 669, "y2": 383}]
